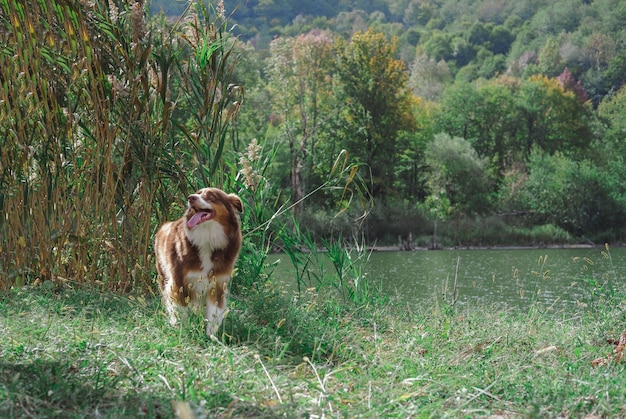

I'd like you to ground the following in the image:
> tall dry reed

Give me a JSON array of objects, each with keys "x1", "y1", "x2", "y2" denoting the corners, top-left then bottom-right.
[{"x1": 0, "y1": 0, "x2": 242, "y2": 291}]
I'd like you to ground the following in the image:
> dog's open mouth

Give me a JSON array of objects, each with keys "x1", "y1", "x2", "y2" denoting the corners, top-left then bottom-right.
[{"x1": 187, "y1": 209, "x2": 215, "y2": 229}]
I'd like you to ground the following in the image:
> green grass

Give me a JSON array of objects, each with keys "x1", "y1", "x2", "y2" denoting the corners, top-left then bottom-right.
[{"x1": 1, "y1": 284, "x2": 626, "y2": 418}]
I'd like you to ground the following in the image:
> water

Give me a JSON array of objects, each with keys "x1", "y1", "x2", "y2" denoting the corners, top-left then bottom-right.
[{"x1": 267, "y1": 246, "x2": 625, "y2": 312}]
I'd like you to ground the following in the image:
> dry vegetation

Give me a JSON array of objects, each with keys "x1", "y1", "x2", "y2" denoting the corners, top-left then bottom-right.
[{"x1": 1, "y1": 0, "x2": 241, "y2": 291}]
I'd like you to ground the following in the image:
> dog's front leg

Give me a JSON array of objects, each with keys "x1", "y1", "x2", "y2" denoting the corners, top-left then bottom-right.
[
  {"x1": 204, "y1": 302, "x2": 225, "y2": 336},
  {"x1": 204, "y1": 277, "x2": 229, "y2": 336},
  {"x1": 163, "y1": 284, "x2": 188, "y2": 326}
]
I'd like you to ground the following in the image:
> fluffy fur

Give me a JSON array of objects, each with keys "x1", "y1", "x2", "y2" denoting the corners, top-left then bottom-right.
[{"x1": 154, "y1": 187, "x2": 243, "y2": 336}]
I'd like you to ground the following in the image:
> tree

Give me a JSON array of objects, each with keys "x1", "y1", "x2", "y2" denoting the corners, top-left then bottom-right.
[
  {"x1": 436, "y1": 75, "x2": 596, "y2": 174},
  {"x1": 266, "y1": 30, "x2": 337, "y2": 216},
  {"x1": 523, "y1": 150, "x2": 624, "y2": 237},
  {"x1": 467, "y1": 21, "x2": 491, "y2": 46},
  {"x1": 597, "y1": 86, "x2": 626, "y2": 210},
  {"x1": 435, "y1": 78, "x2": 522, "y2": 176},
  {"x1": 517, "y1": 75, "x2": 594, "y2": 157},
  {"x1": 535, "y1": 37, "x2": 565, "y2": 77},
  {"x1": 335, "y1": 29, "x2": 417, "y2": 198},
  {"x1": 489, "y1": 25, "x2": 515, "y2": 55},
  {"x1": 423, "y1": 31, "x2": 453, "y2": 62},
  {"x1": 424, "y1": 133, "x2": 494, "y2": 217},
  {"x1": 598, "y1": 85, "x2": 626, "y2": 155},
  {"x1": 408, "y1": 53, "x2": 451, "y2": 100}
]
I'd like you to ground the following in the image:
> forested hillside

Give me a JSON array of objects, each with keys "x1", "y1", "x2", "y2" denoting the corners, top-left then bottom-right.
[
  {"x1": 182, "y1": 0, "x2": 626, "y2": 245},
  {"x1": 1, "y1": 0, "x2": 625, "y2": 289},
  {"x1": 151, "y1": 0, "x2": 626, "y2": 105}
]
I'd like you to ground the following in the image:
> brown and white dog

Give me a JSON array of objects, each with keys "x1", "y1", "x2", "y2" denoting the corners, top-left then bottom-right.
[{"x1": 154, "y1": 187, "x2": 243, "y2": 336}]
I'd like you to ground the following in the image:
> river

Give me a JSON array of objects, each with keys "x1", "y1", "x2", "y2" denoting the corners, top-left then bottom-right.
[{"x1": 266, "y1": 246, "x2": 626, "y2": 312}]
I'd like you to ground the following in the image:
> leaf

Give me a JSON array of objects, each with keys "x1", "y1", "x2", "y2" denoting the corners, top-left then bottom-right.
[
  {"x1": 613, "y1": 330, "x2": 626, "y2": 364},
  {"x1": 591, "y1": 329, "x2": 626, "y2": 367}
]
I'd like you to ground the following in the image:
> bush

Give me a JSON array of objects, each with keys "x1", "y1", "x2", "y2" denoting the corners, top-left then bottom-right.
[
  {"x1": 435, "y1": 217, "x2": 573, "y2": 247},
  {"x1": 424, "y1": 133, "x2": 495, "y2": 216},
  {"x1": 363, "y1": 202, "x2": 431, "y2": 245},
  {"x1": 525, "y1": 224, "x2": 574, "y2": 244},
  {"x1": 297, "y1": 201, "x2": 432, "y2": 246},
  {"x1": 298, "y1": 208, "x2": 358, "y2": 242},
  {"x1": 523, "y1": 150, "x2": 625, "y2": 237}
]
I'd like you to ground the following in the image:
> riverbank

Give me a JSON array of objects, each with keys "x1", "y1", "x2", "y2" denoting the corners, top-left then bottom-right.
[
  {"x1": 369, "y1": 242, "x2": 620, "y2": 252},
  {"x1": 2, "y1": 285, "x2": 625, "y2": 417},
  {"x1": 275, "y1": 242, "x2": 615, "y2": 255}
]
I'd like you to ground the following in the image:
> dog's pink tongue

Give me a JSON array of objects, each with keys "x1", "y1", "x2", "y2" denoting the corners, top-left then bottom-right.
[{"x1": 187, "y1": 211, "x2": 208, "y2": 229}]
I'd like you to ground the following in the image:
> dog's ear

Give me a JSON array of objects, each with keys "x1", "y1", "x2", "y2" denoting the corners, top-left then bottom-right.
[{"x1": 228, "y1": 194, "x2": 243, "y2": 213}]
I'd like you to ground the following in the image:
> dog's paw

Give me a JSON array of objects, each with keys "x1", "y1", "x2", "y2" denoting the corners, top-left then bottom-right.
[{"x1": 205, "y1": 322, "x2": 218, "y2": 337}]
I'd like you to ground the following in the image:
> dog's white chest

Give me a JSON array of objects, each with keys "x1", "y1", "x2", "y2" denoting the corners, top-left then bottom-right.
[
  {"x1": 186, "y1": 221, "x2": 229, "y2": 250},
  {"x1": 180, "y1": 253, "x2": 215, "y2": 309}
]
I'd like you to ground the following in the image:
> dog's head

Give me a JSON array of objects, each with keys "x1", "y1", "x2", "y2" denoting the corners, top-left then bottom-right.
[{"x1": 185, "y1": 187, "x2": 243, "y2": 232}]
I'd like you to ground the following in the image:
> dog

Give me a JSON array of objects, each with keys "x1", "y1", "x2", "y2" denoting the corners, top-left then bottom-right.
[{"x1": 154, "y1": 187, "x2": 243, "y2": 336}]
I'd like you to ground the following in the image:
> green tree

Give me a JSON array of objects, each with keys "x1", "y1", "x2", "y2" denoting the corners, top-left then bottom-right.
[
  {"x1": 436, "y1": 78, "x2": 522, "y2": 176},
  {"x1": 266, "y1": 30, "x2": 337, "y2": 216},
  {"x1": 403, "y1": 0, "x2": 435, "y2": 26},
  {"x1": 408, "y1": 53, "x2": 452, "y2": 100},
  {"x1": 424, "y1": 133, "x2": 494, "y2": 217},
  {"x1": 423, "y1": 31, "x2": 453, "y2": 62},
  {"x1": 517, "y1": 74, "x2": 594, "y2": 157},
  {"x1": 437, "y1": 75, "x2": 595, "y2": 172},
  {"x1": 523, "y1": 150, "x2": 623, "y2": 238},
  {"x1": 529, "y1": 0, "x2": 585, "y2": 35},
  {"x1": 598, "y1": 85, "x2": 626, "y2": 156},
  {"x1": 489, "y1": 25, "x2": 515, "y2": 55},
  {"x1": 393, "y1": 100, "x2": 433, "y2": 201},
  {"x1": 596, "y1": 87, "x2": 626, "y2": 220},
  {"x1": 467, "y1": 21, "x2": 491, "y2": 46},
  {"x1": 335, "y1": 29, "x2": 417, "y2": 198},
  {"x1": 534, "y1": 37, "x2": 565, "y2": 77}
]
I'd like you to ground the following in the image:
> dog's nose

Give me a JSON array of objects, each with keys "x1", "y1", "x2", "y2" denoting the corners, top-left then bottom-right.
[{"x1": 188, "y1": 195, "x2": 198, "y2": 203}]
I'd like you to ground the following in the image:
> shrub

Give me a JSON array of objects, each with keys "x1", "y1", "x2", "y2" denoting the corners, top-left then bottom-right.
[{"x1": 523, "y1": 150, "x2": 624, "y2": 237}]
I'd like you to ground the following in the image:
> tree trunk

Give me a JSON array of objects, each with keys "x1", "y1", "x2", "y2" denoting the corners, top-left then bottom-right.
[{"x1": 291, "y1": 155, "x2": 303, "y2": 217}]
